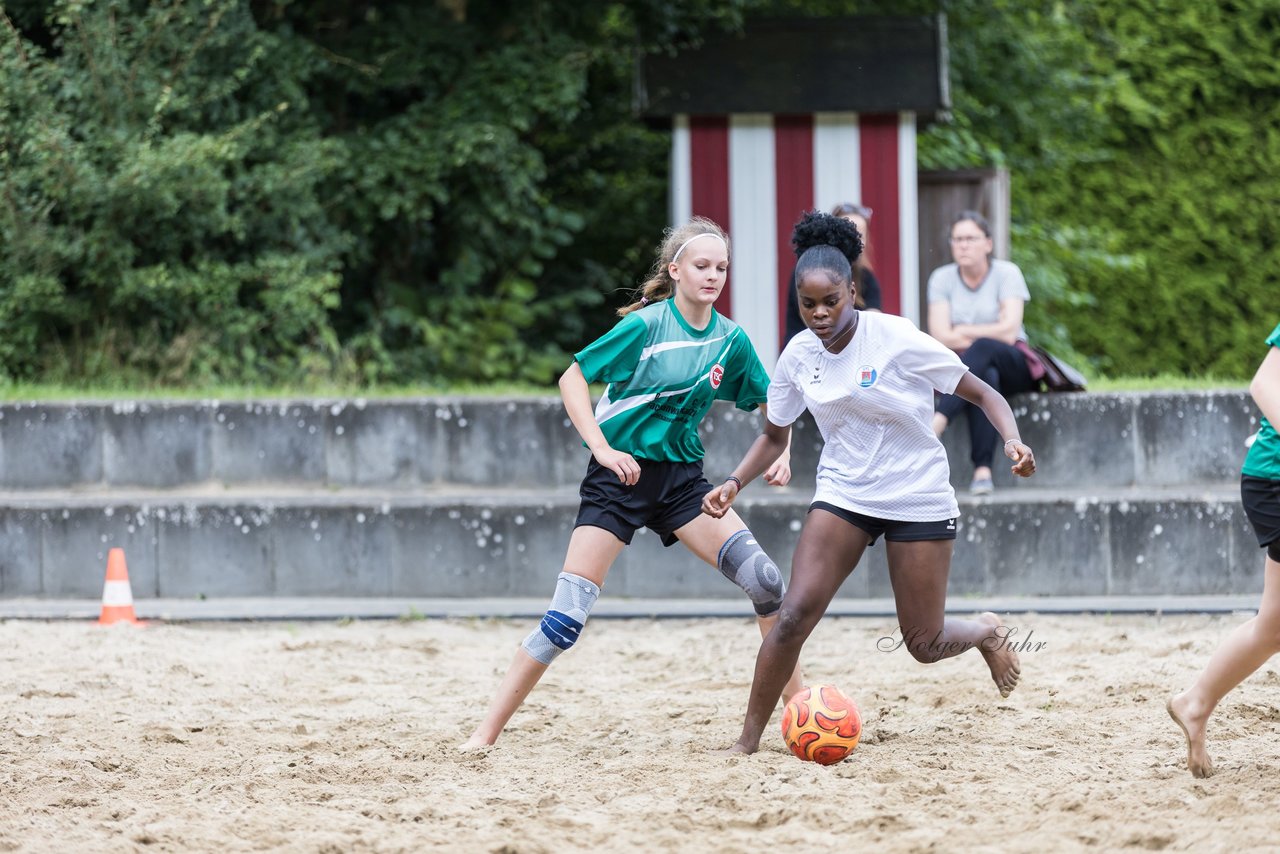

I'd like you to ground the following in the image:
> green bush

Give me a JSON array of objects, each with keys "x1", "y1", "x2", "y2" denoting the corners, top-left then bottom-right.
[
  {"x1": 1, "y1": 1, "x2": 346, "y2": 384},
  {"x1": 0, "y1": 1, "x2": 746, "y2": 386},
  {"x1": 1060, "y1": 0, "x2": 1280, "y2": 377}
]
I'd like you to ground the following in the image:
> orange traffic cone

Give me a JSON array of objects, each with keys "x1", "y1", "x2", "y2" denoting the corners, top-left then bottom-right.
[{"x1": 98, "y1": 548, "x2": 144, "y2": 626}]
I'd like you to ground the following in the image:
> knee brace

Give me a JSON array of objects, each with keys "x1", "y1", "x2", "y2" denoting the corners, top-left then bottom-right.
[
  {"x1": 521, "y1": 572, "x2": 600, "y2": 665},
  {"x1": 717, "y1": 530, "x2": 785, "y2": 616},
  {"x1": 1269, "y1": 540, "x2": 1280, "y2": 563}
]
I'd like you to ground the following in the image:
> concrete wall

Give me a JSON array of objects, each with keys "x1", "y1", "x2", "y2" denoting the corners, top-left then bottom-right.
[
  {"x1": 0, "y1": 392, "x2": 1261, "y2": 491},
  {"x1": 0, "y1": 391, "x2": 1264, "y2": 599},
  {"x1": 0, "y1": 487, "x2": 1259, "y2": 599}
]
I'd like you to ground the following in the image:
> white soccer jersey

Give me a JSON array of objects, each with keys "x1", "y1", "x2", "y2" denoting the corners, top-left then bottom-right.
[{"x1": 769, "y1": 313, "x2": 969, "y2": 521}]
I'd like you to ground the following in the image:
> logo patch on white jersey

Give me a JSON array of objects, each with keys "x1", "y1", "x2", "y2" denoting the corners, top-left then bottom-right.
[
  {"x1": 709, "y1": 363, "x2": 724, "y2": 389},
  {"x1": 857, "y1": 365, "x2": 878, "y2": 388}
]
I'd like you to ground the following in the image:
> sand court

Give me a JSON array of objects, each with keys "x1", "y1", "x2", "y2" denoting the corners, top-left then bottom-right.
[{"x1": 3, "y1": 612, "x2": 1280, "y2": 852}]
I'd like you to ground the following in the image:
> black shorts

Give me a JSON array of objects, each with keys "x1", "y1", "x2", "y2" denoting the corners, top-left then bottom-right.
[
  {"x1": 1241, "y1": 475, "x2": 1280, "y2": 548},
  {"x1": 575, "y1": 458, "x2": 715, "y2": 547},
  {"x1": 810, "y1": 501, "x2": 957, "y2": 546}
]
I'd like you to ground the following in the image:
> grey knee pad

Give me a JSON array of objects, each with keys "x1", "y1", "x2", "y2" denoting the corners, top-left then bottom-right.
[
  {"x1": 717, "y1": 529, "x2": 785, "y2": 616},
  {"x1": 521, "y1": 572, "x2": 600, "y2": 665}
]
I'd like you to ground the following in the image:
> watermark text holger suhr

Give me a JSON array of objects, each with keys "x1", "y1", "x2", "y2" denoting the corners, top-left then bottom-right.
[{"x1": 876, "y1": 625, "x2": 1046, "y2": 660}]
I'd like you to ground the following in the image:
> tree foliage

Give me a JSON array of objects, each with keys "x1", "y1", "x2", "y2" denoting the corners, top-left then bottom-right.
[
  {"x1": 2, "y1": 1, "x2": 348, "y2": 383},
  {"x1": 2, "y1": 0, "x2": 1276, "y2": 386},
  {"x1": 0, "y1": 0, "x2": 748, "y2": 386}
]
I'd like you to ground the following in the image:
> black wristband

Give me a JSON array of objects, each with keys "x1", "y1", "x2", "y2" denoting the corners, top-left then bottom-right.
[{"x1": 724, "y1": 475, "x2": 743, "y2": 491}]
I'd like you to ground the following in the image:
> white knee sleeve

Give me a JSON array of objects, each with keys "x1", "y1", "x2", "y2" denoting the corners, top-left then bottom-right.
[{"x1": 521, "y1": 572, "x2": 600, "y2": 665}]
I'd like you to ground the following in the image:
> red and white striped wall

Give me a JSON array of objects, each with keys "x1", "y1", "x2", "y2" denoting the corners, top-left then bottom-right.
[{"x1": 670, "y1": 112, "x2": 919, "y2": 370}]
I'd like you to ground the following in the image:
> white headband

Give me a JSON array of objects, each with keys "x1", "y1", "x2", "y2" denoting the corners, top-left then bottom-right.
[{"x1": 672, "y1": 232, "x2": 727, "y2": 262}]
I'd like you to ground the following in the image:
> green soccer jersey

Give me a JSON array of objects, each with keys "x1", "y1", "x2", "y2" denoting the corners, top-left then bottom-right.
[
  {"x1": 574, "y1": 300, "x2": 770, "y2": 463},
  {"x1": 1243, "y1": 322, "x2": 1280, "y2": 480}
]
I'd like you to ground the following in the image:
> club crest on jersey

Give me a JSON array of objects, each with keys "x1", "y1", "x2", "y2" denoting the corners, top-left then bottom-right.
[
  {"x1": 709, "y1": 363, "x2": 724, "y2": 389},
  {"x1": 857, "y1": 365, "x2": 878, "y2": 388}
]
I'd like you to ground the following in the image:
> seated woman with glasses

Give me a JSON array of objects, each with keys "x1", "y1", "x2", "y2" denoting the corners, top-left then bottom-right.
[
  {"x1": 926, "y1": 210, "x2": 1036, "y2": 496},
  {"x1": 783, "y1": 202, "x2": 883, "y2": 348}
]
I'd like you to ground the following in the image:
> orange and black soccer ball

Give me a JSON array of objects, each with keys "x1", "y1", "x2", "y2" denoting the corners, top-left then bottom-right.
[{"x1": 781, "y1": 684, "x2": 862, "y2": 765}]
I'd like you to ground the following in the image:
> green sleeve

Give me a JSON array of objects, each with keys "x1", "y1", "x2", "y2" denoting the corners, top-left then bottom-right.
[
  {"x1": 574, "y1": 313, "x2": 648, "y2": 384},
  {"x1": 717, "y1": 329, "x2": 770, "y2": 411},
  {"x1": 1266, "y1": 323, "x2": 1280, "y2": 348}
]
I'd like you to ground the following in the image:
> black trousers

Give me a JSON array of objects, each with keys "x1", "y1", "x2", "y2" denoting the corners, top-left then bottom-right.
[{"x1": 936, "y1": 337, "x2": 1035, "y2": 469}]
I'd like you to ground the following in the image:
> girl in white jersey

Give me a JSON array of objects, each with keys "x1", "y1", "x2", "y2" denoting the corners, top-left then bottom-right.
[
  {"x1": 703, "y1": 212, "x2": 1037, "y2": 756},
  {"x1": 462, "y1": 217, "x2": 804, "y2": 749}
]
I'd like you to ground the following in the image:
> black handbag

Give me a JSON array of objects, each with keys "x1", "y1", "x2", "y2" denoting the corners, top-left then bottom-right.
[{"x1": 1016, "y1": 341, "x2": 1087, "y2": 392}]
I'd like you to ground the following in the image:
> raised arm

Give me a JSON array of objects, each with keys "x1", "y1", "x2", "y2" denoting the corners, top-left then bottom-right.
[
  {"x1": 559, "y1": 361, "x2": 640, "y2": 486},
  {"x1": 954, "y1": 372, "x2": 1036, "y2": 477}
]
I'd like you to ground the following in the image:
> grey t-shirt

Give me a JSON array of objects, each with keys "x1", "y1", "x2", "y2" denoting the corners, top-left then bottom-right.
[{"x1": 927, "y1": 259, "x2": 1030, "y2": 340}]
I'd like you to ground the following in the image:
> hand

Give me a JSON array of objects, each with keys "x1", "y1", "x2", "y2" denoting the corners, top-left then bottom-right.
[
  {"x1": 593, "y1": 446, "x2": 641, "y2": 486},
  {"x1": 701, "y1": 480, "x2": 740, "y2": 518},
  {"x1": 764, "y1": 455, "x2": 791, "y2": 487},
  {"x1": 1005, "y1": 440, "x2": 1036, "y2": 478}
]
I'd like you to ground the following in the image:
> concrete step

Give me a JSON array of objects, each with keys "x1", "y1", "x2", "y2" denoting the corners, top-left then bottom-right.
[
  {"x1": 0, "y1": 391, "x2": 1261, "y2": 492},
  {"x1": 0, "y1": 594, "x2": 1262, "y2": 621},
  {"x1": 0, "y1": 483, "x2": 1260, "y2": 601}
]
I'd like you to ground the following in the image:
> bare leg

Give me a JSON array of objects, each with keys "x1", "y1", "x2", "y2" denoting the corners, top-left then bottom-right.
[
  {"x1": 972, "y1": 465, "x2": 993, "y2": 483},
  {"x1": 730, "y1": 509, "x2": 869, "y2": 754},
  {"x1": 756, "y1": 611, "x2": 805, "y2": 702},
  {"x1": 1169, "y1": 554, "x2": 1280, "y2": 777},
  {"x1": 885, "y1": 539, "x2": 1020, "y2": 697},
  {"x1": 462, "y1": 647, "x2": 549, "y2": 750},
  {"x1": 932, "y1": 412, "x2": 948, "y2": 438},
  {"x1": 461, "y1": 526, "x2": 625, "y2": 748},
  {"x1": 674, "y1": 510, "x2": 805, "y2": 701}
]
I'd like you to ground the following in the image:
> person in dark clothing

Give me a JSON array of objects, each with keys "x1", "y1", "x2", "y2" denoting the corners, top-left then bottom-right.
[{"x1": 927, "y1": 210, "x2": 1037, "y2": 496}]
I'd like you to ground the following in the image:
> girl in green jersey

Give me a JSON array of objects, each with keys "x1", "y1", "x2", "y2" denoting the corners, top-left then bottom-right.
[
  {"x1": 463, "y1": 218, "x2": 803, "y2": 748},
  {"x1": 1169, "y1": 321, "x2": 1280, "y2": 777}
]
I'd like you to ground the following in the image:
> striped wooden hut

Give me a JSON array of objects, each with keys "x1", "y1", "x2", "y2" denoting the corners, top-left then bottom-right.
[{"x1": 639, "y1": 15, "x2": 950, "y2": 368}]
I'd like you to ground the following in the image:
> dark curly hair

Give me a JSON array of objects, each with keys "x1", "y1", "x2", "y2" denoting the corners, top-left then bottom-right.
[{"x1": 792, "y1": 210, "x2": 863, "y2": 291}]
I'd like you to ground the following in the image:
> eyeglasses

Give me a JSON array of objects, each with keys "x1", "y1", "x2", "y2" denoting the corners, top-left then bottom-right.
[{"x1": 949, "y1": 235, "x2": 987, "y2": 245}]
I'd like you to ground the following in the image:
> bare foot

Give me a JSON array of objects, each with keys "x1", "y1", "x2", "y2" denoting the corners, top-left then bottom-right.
[
  {"x1": 458, "y1": 734, "x2": 495, "y2": 751},
  {"x1": 977, "y1": 612, "x2": 1021, "y2": 698},
  {"x1": 717, "y1": 741, "x2": 757, "y2": 757},
  {"x1": 1167, "y1": 693, "x2": 1214, "y2": 778}
]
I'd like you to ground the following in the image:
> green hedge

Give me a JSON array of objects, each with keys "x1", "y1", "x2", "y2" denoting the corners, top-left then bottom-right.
[
  {"x1": 915, "y1": 0, "x2": 1279, "y2": 376},
  {"x1": 1060, "y1": 0, "x2": 1280, "y2": 377}
]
